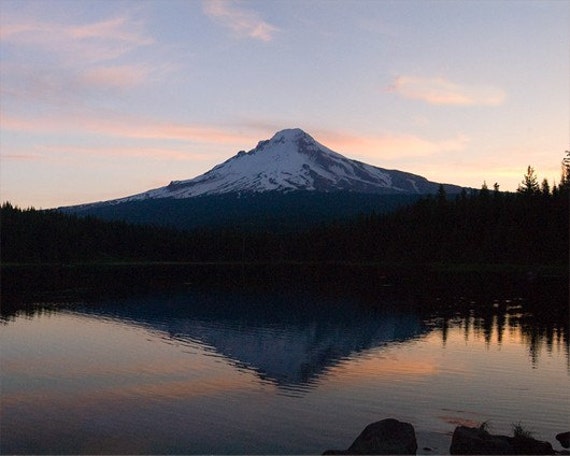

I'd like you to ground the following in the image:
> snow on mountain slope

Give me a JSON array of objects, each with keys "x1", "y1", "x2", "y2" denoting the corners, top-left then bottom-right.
[
  {"x1": 65, "y1": 128, "x2": 463, "y2": 210},
  {"x1": 114, "y1": 128, "x2": 452, "y2": 203}
]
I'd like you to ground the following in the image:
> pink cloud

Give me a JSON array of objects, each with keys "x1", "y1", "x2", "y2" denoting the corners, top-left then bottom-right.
[
  {"x1": 0, "y1": 14, "x2": 153, "y2": 64},
  {"x1": 68, "y1": 16, "x2": 153, "y2": 45},
  {"x1": 9, "y1": 144, "x2": 212, "y2": 162},
  {"x1": 0, "y1": 13, "x2": 173, "y2": 110},
  {"x1": 315, "y1": 129, "x2": 470, "y2": 160},
  {"x1": 1, "y1": 108, "x2": 469, "y2": 162},
  {"x1": 203, "y1": 0, "x2": 278, "y2": 41},
  {"x1": 1, "y1": 111, "x2": 255, "y2": 146},
  {"x1": 388, "y1": 76, "x2": 506, "y2": 106},
  {"x1": 1, "y1": 61, "x2": 158, "y2": 109},
  {"x1": 0, "y1": 22, "x2": 43, "y2": 39},
  {"x1": 0, "y1": 153, "x2": 45, "y2": 161},
  {"x1": 81, "y1": 65, "x2": 149, "y2": 89}
]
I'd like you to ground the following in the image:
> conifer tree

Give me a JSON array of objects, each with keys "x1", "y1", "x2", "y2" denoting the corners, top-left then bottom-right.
[
  {"x1": 517, "y1": 166, "x2": 540, "y2": 195},
  {"x1": 480, "y1": 181, "x2": 490, "y2": 199},
  {"x1": 540, "y1": 178, "x2": 550, "y2": 196},
  {"x1": 559, "y1": 150, "x2": 570, "y2": 191}
]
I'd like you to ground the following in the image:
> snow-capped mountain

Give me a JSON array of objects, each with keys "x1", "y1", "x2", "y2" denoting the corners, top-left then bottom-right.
[
  {"x1": 60, "y1": 128, "x2": 466, "y2": 230},
  {"x1": 89, "y1": 128, "x2": 462, "y2": 205}
]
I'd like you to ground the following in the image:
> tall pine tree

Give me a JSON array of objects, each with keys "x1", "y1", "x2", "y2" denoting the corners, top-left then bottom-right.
[{"x1": 517, "y1": 166, "x2": 540, "y2": 195}]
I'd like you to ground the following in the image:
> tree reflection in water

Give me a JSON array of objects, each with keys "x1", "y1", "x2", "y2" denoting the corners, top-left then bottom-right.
[{"x1": 2, "y1": 266, "x2": 568, "y2": 373}]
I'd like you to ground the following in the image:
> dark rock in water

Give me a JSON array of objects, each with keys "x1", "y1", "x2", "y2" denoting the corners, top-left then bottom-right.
[
  {"x1": 450, "y1": 426, "x2": 513, "y2": 455},
  {"x1": 449, "y1": 425, "x2": 555, "y2": 455},
  {"x1": 557, "y1": 432, "x2": 570, "y2": 448},
  {"x1": 323, "y1": 418, "x2": 417, "y2": 455},
  {"x1": 511, "y1": 435, "x2": 554, "y2": 454}
]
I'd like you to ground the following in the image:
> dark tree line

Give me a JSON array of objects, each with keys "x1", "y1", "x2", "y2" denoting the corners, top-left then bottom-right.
[
  {"x1": 301, "y1": 158, "x2": 569, "y2": 265},
  {"x1": 310, "y1": 179, "x2": 567, "y2": 265},
  {"x1": 0, "y1": 205, "x2": 197, "y2": 263},
  {"x1": 1, "y1": 157, "x2": 568, "y2": 267}
]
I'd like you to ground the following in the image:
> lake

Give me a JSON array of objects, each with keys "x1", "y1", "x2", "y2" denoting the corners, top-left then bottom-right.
[{"x1": 1, "y1": 265, "x2": 568, "y2": 454}]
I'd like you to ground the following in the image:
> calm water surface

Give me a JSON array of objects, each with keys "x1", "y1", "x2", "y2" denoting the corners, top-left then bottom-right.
[{"x1": 1, "y1": 267, "x2": 568, "y2": 454}]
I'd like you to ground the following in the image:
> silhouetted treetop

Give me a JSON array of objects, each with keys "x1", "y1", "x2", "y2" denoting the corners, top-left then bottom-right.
[{"x1": 518, "y1": 166, "x2": 540, "y2": 195}]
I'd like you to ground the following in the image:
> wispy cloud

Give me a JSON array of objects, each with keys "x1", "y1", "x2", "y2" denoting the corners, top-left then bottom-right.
[
  {"x1": 0, "y1": 14, "x2": 154, "y2": 63},
  {"x1": 2, "y1": 62, "x2": 154, "y2": 104},
  {"x1": 1, "y1": 111, "x2": 255, "y2": 146},
  {"x1": 0, "y1": 153, "x2": 46, "y2": 161},
  {"x1": 1, "y1": 144, "x2": 211, "y2": 163},
  {"x1": 203, "y1": 0, "x2": 278, "y2": 41},
  {"x1": 68, "y1": 16, "x2": 152, "y2": 45},
  {"x1": 0, "y1": 12, "x2": 166, "y2": 109},
  {"x1": 1, "y1": 105, "x2": 470, "y2": 166},
  {"x1": 81, "y1": 64, "x2": 150, "y2": 90},
  {"x1": 230, "y1": 122, "x2": 469, "y2": 161},
  {"x1": 387, "y1": 75, "x2": 506, "y2": 106},
  {"x1": 316, "y1": 130, "x2": 470, "y2": 160}
]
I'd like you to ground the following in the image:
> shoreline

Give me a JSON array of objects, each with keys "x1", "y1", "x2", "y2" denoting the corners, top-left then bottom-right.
[{"x1": 329, "y1": 424, "x2": 569, "y2": 455}]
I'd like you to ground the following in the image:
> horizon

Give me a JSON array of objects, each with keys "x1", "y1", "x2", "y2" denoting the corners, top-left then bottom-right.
[{"x1": 1, "y1": 0, "x2": 568, "y2": 208}]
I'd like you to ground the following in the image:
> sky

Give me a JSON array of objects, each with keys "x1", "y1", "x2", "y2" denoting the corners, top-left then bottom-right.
[{"x1": 1, "y1": 0, "x2": 568, "y2": 208}]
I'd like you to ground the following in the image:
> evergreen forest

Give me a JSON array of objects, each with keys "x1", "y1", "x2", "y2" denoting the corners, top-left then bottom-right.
[{"x1": 2, "y1": 158, "x2": 568, "y2": 269}]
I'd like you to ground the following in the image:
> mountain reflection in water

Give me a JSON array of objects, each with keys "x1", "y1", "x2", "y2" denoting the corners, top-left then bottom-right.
[
  {"x1": 57, "y1": 291, "x2": 428, "y2": 390},
  {"x1": 3, "y1": 273, "x2": 568, "y2": 383},
  {"x1": 1, "y1": 267, "x2": 568, "y2": 455}
]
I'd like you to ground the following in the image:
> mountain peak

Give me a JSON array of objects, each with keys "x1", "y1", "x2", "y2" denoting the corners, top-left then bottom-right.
[
  {"x1": 270, "y1": 128, "x2": 311, "y2": 142},
  {"x1": 67, "y1": 128, "x2": 465, "y2": 205},
  {"x1": 253, "y1": 128, "x2": 317, "y2": 153}
]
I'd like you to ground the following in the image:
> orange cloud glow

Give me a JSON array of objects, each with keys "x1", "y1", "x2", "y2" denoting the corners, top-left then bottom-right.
[
  {"x1": 3, "y1": 112, "x2": 468, "y2": 165},
  {"x1": 316, "y1": 129, "x2": 470, "y2": 161},
  {"x1": 81, "y1": 65, "x2": 150, "y2": 89},
  {"x1": 1, "y1": 112, "x2": 255, "y2": 146},
  {"x1": 1, "y1": 144, "x2": 215, "y2": 163},
  {"x1": 388, "y1": 76, "x2": 506, "y2": 106}
]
